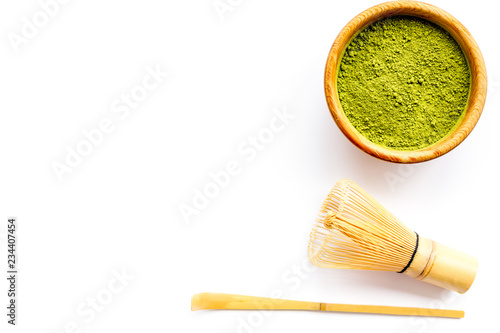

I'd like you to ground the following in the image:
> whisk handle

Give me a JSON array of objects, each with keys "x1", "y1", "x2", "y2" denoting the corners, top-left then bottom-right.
[{"x1": 404, "y1": 237, "x2": 478, "y2": 294}]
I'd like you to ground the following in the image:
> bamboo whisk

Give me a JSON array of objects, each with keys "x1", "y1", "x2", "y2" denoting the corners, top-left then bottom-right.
[{"x1": 308, "y1": 179, "x2": 478, "y2": 293}]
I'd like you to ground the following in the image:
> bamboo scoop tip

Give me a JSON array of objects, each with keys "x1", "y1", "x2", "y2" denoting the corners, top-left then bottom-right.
[
  {"x1": 191, "y1": 293, "x2": 213, "y2": 311},
  {"x1": 191, "y1": 293, "x2": 203, "y2": 311}
]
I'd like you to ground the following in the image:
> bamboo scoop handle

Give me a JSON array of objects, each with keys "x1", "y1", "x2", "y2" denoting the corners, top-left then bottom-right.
[{"x1": 191, "y1": 293, "x2": 464, "y2": 319}]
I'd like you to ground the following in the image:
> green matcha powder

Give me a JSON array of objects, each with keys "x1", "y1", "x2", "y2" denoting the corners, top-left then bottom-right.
[{"x1": 337, "y1": 16, "x2": 471, "y2": 150}]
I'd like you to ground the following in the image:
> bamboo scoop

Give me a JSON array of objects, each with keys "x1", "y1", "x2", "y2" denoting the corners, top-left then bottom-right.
[{"x1": 191, "y1": 293, "x2": 464, "y2": 318}]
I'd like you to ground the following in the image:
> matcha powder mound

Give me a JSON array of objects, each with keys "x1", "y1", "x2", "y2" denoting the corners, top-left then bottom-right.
[{"x1": 337, "y1": 16, "x2": 471, "y2": 150}]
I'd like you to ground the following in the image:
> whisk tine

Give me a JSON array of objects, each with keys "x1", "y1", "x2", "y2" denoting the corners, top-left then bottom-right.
[{"x1": 309, "y1": 179, "x2": 416, "y2": 272}]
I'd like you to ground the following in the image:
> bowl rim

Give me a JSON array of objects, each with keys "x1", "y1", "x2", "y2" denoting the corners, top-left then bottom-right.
[{"x1": 324, "y1": 0, "x2": 487, "y2": 163}]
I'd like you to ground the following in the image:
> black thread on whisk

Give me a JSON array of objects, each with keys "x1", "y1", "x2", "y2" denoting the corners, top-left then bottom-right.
[{"x1": 398, "y1": 233, "x2": 419, "y2": 274}]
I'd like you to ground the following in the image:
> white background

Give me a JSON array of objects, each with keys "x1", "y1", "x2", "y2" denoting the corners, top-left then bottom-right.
[{"x1": 1, "y1": 0, "x2": 499, "y2": 332}]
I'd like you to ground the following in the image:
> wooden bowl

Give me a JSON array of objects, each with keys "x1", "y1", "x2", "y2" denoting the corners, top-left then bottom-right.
[{"x1": 324, "y1": 1, "x2": 487, "y2": 163}]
